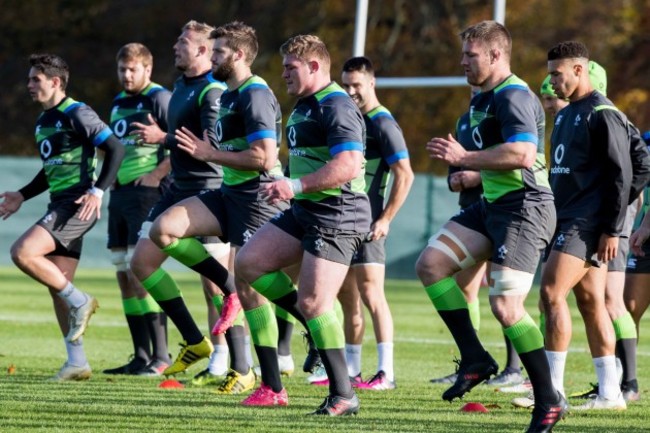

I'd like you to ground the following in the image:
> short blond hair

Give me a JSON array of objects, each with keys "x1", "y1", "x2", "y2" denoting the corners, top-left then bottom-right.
[
  {"x1": 116, "y1": 43, "x2": 153, "y2": 68},
  {"x1": 280, "y1": 34, "x2": 330, "y2": 70},
  {"x1": 182, "y1": 20, "x2": 215, "y2": 44}
]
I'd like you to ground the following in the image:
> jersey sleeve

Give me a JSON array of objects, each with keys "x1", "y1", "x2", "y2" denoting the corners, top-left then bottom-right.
[
  {"x1": 241, "y1": 86, "x2": 280, "y2": 144},
  {"x1": 69, "y1": 104, "x2": 114, "y2": 146},
  {"x1": 374, "y1": 115, "x2": 409, "y2": 166},
  {"x1": 151, "y1": 88, "x2": 172, "y2": 133},
  {"x1": 628, "y1": 121, "x2": 650, "y2": 204},
  {"x1": 321, "y1": 96, "x2": 365, "y2": 156},
  {"x1": 496, "y1": 89, "x2": 540, "y2": 146}
]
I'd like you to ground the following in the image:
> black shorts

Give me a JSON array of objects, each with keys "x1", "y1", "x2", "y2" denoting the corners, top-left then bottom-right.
[
  {"x1": 270, "y1": 208, "x2": 365, "y2": 266},
  {"x1": 452, "y1": 199, "x2": 555, "y2": 273},
  {"x1": 351, "y1": 237, "x2": 386, "y2": 266},
  {"x1": 146, "y1": 183, "x2": 212, "y2": 222},
  {"x1": 107, "y1": 184, "x2": 161, "y2": 248},
  {"x1": 626, "y1": 241, "x2": 650, "y2": 274},
  {"x1": 198, "y1": 188, "x2": 288, "y2": 247},
  {"x1": 37, "y1": 199, "x2": 98, "y2": 259},
  {"x1": 545, "y1": 218, "x2": 602, "y2": 267}
]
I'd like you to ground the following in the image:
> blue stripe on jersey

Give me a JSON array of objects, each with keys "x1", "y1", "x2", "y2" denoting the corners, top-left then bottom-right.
[
  {"x1": 331, "y1": 141, "x2": 364, "y2": 155},
  {"x1": 63, "y1": 102, "x2": 84, "y2": 113},
  {"x1": 93, "y1": 127, "x2": 113, "y2": 146},
  {"x1": 241, "y1": 83, "x2": 267, "y2": 92},
  {"x1": 319, "y1": 91, "x2": 348, "y2": 103},
  {"x1": 642, "y1": 130, "x2": 650, "y2": 144},
  {"x1": 506, "y1": 132, "x2": 538, "y2": 144},
  {"x1": 495, "y1": 84, "x2": 528, "y2": 94},
  {"x1": 386, "y1": 150, "x2": 409, "y2": 165},
  {"x1": 370, "y1": 111, "x2": 394, "y2": 120},
  {"x1": 247, "y1": 129, "x2": 276, "y2": 143}
]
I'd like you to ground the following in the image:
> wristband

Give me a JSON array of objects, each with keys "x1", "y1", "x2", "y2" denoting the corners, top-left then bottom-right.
[
  {"x1": 88, "y1": 187, "x2": 104, "y2": 199},
  {"x1": 289, "y1": 178, "x2": 303, "y2": 195}
]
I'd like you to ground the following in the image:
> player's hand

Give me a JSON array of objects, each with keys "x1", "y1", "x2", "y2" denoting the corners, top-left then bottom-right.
[
  {"x1": 597, "y1": 234, "x2": 619, "y2": 262},
  {"x1": 131, "y1": 114, "x2": 165, "y2": 145},
  {"x1": 0, "y1": 191, "x2": 24, "y2": 220},
  {"x1": 369, "y1": 217, "x2": 390, "y2": 241},
  {"x1": 176, "y1": 127, "x2": 216, "y2": 161},
  {"x1": 134, "y1": 172, "x2": 162, "y2": 188},
  {"x1": 630, "y1": 227, "x2": 650, "y2": 257},
  {"x1": 426, "y1": 134, "x2": 467, "y2": 166},
  {"x1": 75, "y1": 192, "x2": 102, "y2": 221},
  {"x1": 259, "y1": 179, "x2": 294, "y2": 205}
]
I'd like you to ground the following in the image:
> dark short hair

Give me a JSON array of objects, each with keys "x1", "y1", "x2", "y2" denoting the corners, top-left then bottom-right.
[
  {"x1": 342, "y1": 56, "x2": 374, "y2": 76},
  {"x1": 547, "y1": 41, "x2": 589, "y2": 61},
  {"x1": 29, "y1": 53, "x2": 69, "y2": 90}
]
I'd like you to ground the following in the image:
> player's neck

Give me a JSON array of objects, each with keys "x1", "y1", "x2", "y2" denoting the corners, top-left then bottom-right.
[
  {"x1": 41, "y1": 91, "x2": 66, "y2": 110},
  {"x1": 360, "y1": 96, "x2": 381, "y2": 115},
  {"x1": 569, "y1": 82, "x2": 594, "y2": 102},
  {"x1": 227, "y1": 67, "x2": 253, "y2": 91},
  {"x1": 125, "y1": 81, "x2": 151, "y2": 96},
  {"x1": 481, "y1": 66, "x2": 511, "y2": 92},
  {"x1": 184, "y1": 60, "x2": 211, "y2": 78}
]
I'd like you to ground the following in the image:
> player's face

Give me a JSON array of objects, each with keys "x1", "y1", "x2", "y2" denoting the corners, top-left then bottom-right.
[
  {"x1": 461, "y1": 40, "x2": 492, "y2": 87},
  {"x1": 27, "y1": 69, "x2": 58, "y2": 104},
  {"x1": 548, "y1": 59, "x2": 579, "y2": 100},
  {"x1": 211, "y1": 38, "x2": 236, "y2": 82},
  {"x1": 174, "y1": 30, "x2": 202, "y2": 71},
  {"x1": 282, "y1": 54, "x2": 315, "y2": 97},
  {"x1": 341, "y1": 70, "x2": 374, "y2": 111},
  {"x1": 541, "y1": 94, "x2": 569, "y2": 117},
  {"x1": 117, "y1": 59, "x2": 151, "y2": 94}
]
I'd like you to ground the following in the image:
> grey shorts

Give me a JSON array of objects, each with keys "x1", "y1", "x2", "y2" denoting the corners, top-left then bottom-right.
[
  {"x1": 451, "y1": 199, "x2": 555, "y2": 273},
  {"x1": 351, "y1": 237, "x2": 386, "y2": 266},
  {"x1": 38, "y1": 199, "x2": 97, "y2": 259}
]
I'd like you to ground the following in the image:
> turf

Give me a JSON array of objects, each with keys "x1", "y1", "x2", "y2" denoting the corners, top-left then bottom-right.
[{"x1": 1, "y1": 267, "x2": 649, "y2": 432}]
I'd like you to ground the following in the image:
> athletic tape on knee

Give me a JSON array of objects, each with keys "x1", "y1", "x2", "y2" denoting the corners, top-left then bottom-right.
[
  {"x1": 125, "y1": 246, "x2": 136, "y2": 270},
  {"x1": 111, "y1": 250, "x2": 128, "y2": 272},
  {"x1": 139, "y1": 221, "x2": 153, "y2": 240},
  {"x1": 488, "y1": 269, "x2": 534, "y2": 296},
  {"x1": 427, "y1": 228, "x2": 476, "y2": 269},
  {"x1": 204, "y1": 242, "x2": 231, "y2": 260}
]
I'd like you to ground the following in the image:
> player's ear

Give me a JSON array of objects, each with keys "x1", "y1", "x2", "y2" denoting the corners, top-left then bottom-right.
[{"x1": 308, "y1": 60, "x2": 319, "y2": 73}]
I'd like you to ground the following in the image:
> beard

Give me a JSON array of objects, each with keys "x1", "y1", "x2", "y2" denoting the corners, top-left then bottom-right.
[{"x1": 212, "y1": 55, "x2": 235, "y2": 82}]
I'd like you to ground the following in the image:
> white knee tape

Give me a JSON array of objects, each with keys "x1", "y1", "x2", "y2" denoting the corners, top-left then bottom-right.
[
  {"x1": 488, "y1": 269, "x2": 534, "y2": 296},
  {"x1": 427, "y1": 228, "x2": 476, "y2": 269},
  {"x1": 125, "y1": 246, "x2": 136, "y2": 270},
  {"x1": 139, "y1": 221, "x2": 153, "y2": 240},
  {"x1": 111, "y1": 250, "x2": 128, "y2": 272},
  {"x1": 204, "y1": 241, "x2": 231, "y2": 259}
]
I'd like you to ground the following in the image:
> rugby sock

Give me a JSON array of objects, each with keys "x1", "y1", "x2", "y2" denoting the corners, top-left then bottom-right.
[
  {"x1": 503, "y1": 334, "x2": 521, "y2": 371},
  {"x1": 245, "y1": 303, "x2": 282, "y2": 392},
  {"x1": 162, "y1": 238, "x2": 236, "y2": 296},
  {"x1": 345, "y1": 344, "x2": 362, "y2": 377},
  {"x1": 141, "y1": 295, "x2": 170, "y2": 363},
  {"x1": 252, "y1": 271, "x2": 308, "y2": 329},
  {"x1": 65, "y1": 336, "x2": 87, "y2": 366},
  {"x1": 613, "y1": 312, "x2": 637, "y2": 383},
  {"x1": 504, "y1": 314, "x2": 558, "y2": 403},
  {"x1": 123, "y1": 297, "x2": 151, "y2": 362},
  {"x1": 377, "y1": 342, "x2": 394, "y2": 381},
  {"x1": 545, "y1": 350, "x2": 567, "y2": 398},
  {"x1": 244, "y1": 335, "x2": 254, "y2": 369},
  {"x1": 308, "y1": 311, "x2": 352, "y2": 398},
  {"x1": 594, "y1": 355, "x2": 620, "y2": 400},
  {"x1": 208, "y1": 345, "x2": 229, "y2": 375},
  {"x1": 141, "y1": 268, "x2": 202, "y2": 345},
  {"x1": 58, "y1": 282, "x2": 88, "y2": 308},
  {"x1": 425, "y1": 277, "x2": 486, "y2": 362},
  {"x1": 225, "y1": 325, "x2": 249, "y2": 374},
  {"x1": 467, "y1": 298, "x2": 480, "y2": 332},
  {"x1": 276, "y1": 306, "x2": 296, "y2": 357}
]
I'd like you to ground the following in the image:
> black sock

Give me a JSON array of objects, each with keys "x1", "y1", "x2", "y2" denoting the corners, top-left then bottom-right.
[
  {"x1": 319, "y1": 348, "x2": 353, "y2": 398},
  {"x1": 277, "y1": 317, "x2": 294, "y2": 356},
  {"x1": 438, "y1": 309, "x2": 487, "y2": 363},
  {"x1": 157, "y1": 298, "x2": 203, "y2": 345},
  {"x1": 519, "y1": 348, "x2": 558, "y2": 404},
  {"x1": 191, "y1": 258, "x2": 236, "y2": 296},
  {"x1": 272, "y1": 291, "x2": 308, "y2": 329},
  {"x1": 225, "y1": 325, "x2": 248, "y2": 374},
  {"x1": 144, "y1": 312, "x2": 170, "y2": 363},
  {"x1": 617, "y1": 338, "x2": 637, "y2": 383},
  {"x1": 504, "y1": 334, "x2": 521, "y2": 371},
  {"x1": 125, "y1": 314, "x2": 151, "y2": 362},
  {"x1": 254, "y1": 345, "x2": 283, "y2": 392}
]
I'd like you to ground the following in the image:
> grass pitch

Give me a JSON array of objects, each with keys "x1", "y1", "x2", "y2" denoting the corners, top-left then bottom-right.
[{"x1": 1, "y1": 267, "x2": 650, "y2": 432}]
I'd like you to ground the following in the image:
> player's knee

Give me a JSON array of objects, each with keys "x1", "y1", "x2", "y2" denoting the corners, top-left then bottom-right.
[{"x1": 111, "y1": 249, "x2": 128, "y2": 272}]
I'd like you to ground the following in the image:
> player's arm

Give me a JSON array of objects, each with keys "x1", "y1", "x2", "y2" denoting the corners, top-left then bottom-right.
[
  {"x1": 428, "y1": 134, "x2": 536, "y2": 170},
  {"x1": 372, "y1": 158, "x2": 413, "y2": 239},
  {"x1": 630, "y1": 207, "x2": 650, "y2": 257},
  {"x1": 627, "y1": 122, "x2": 650, "y2": 204},
  {"x1": 0, "y1": 169, "x2": 49, "y2": 220}
]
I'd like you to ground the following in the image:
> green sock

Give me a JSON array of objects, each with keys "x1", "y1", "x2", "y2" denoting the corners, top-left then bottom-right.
[
  {"x1": 141, "y1": 268, "x2": 182, "y2": 302},
  {"x1": 244, "y1": 303, "x2": 278, "y2": 347},
  {"x1": 275, "y1": 306, "x2": 297, "y2": 325},
  {"x1": 307, "y1": 310, "x2": 344, "y2": 350},
  {"x1": 123, "y1": 297, "x2": 143, "y2": 316},
  {"x1": 424, "y1": 277, "x2": 468, "y2": 311},
  {"x1": 162, "y1": 238, "x2": 210, "y2": 266},
  {"x1": 212, "y1": 294, "x2": 224, "y2": 313},
  {"x1": 139, "y1": 294, "x2": 162, "y2": 314},
  {"x1": 503, "y1": 314, "x2": 544, "y2": 354},
  {"x1": 251, "y1": 271, "x2": 296, "y2": 301},
  {"x1": 467, "y1": 298, "x2": 480, "y2": 332},
  {"x1": 613, "y1": 312, "x2": 637, "y2": 340}
]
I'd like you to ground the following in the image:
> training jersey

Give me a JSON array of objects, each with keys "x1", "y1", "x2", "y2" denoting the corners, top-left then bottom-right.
[
  {"x1": 449, "y1": 111, "x2": 483, "y2": 208},
  {"x1": 550, "y1": 90, "x2": 632, "y2": 235},
  {"x1": 216, "y1": 75, "x2": 283, "y2": 195},
  {"x1": 467, "y1": 74, "x2": 552, "y2": 205},
  {"x1": 109, "y1": 82, "x2": 171, "y2": 185},
  {"x1": 286, "y1": 81, "x2": 371, "y2": 231},
  {"x1": 363, "y1": 105, "x2": 409, "y2": 219},
  {"x1": 35, "y1": 97, "x2": 114, "y2": 201},
  {"x1": 165, "y1": 71, "x2": 226, "y2": 190}
]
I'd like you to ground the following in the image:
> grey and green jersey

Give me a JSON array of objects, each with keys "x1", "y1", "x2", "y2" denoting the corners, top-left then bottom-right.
[
  {"x1": 165, "y1": 71, "x2": 226, "y2": 190},
  {"x1": 286, "y1": 81, "x2": 371, "y2": 231},
  {"x1": 35, "y1": 97, "x2": 114, "y2": 199},
  {"x1": 449, "y1": 111, "x2": 483, "y2": 208},
  {"x1": 363, "y1": 105, "x2": 409, "y2": 219},
  {"x1": 216, "y1": 75, "x2": 283, "y2": 194},
  {"x1": 467, "y1": 74, "x2": 552, "y2": 205},
  {"x1": 550, "y1": 91, "x2": 632, "y2": 235},
  {"x1": 110, "y1": 82, "x2": 171, "y2": 185}
]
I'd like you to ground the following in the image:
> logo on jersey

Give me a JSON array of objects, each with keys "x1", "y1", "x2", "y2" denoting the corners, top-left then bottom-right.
[
  {"x1": 216, "y1": 120, "x2": 223, "y2": 142},
  {"x1": 555, "y1": 233, "x2": 565, "y2": 246},
  {"x1": 55, "y1": 120, "x2": 63, "y2": 131},
  {"x1": 573, "y1": 114, "x2": 581, "y2": 126},
  {"x1": 497, "y1": 245, "x2": 508, "y2": 260},
  {"x1": 288, "y1": 126, "x2": 296, "y2": 148},
  {"x1": 555, "y1": 114, "x2": 564, "y2": 126},
  {"x1": 187, "y1": 90, "x2": 195, "y2": 100},
  {"x1": 314, "y1": 237, "x2": 325, "y2": 252},
  {"x1": 113, "y1": 119, "x2": 128, "y2": 138},
  {"x1": 137, "y1": 102, "x2": 143, "y2": 112},
  {"x1": 40, "y1": 139, "x2": 52, "y2": 159},
  {"x1": 472, "y1": 127, "x2": 484, "y2": 149},
  {"x1": 550, "y1": 144, "x2": 570, "y2": 174}
]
